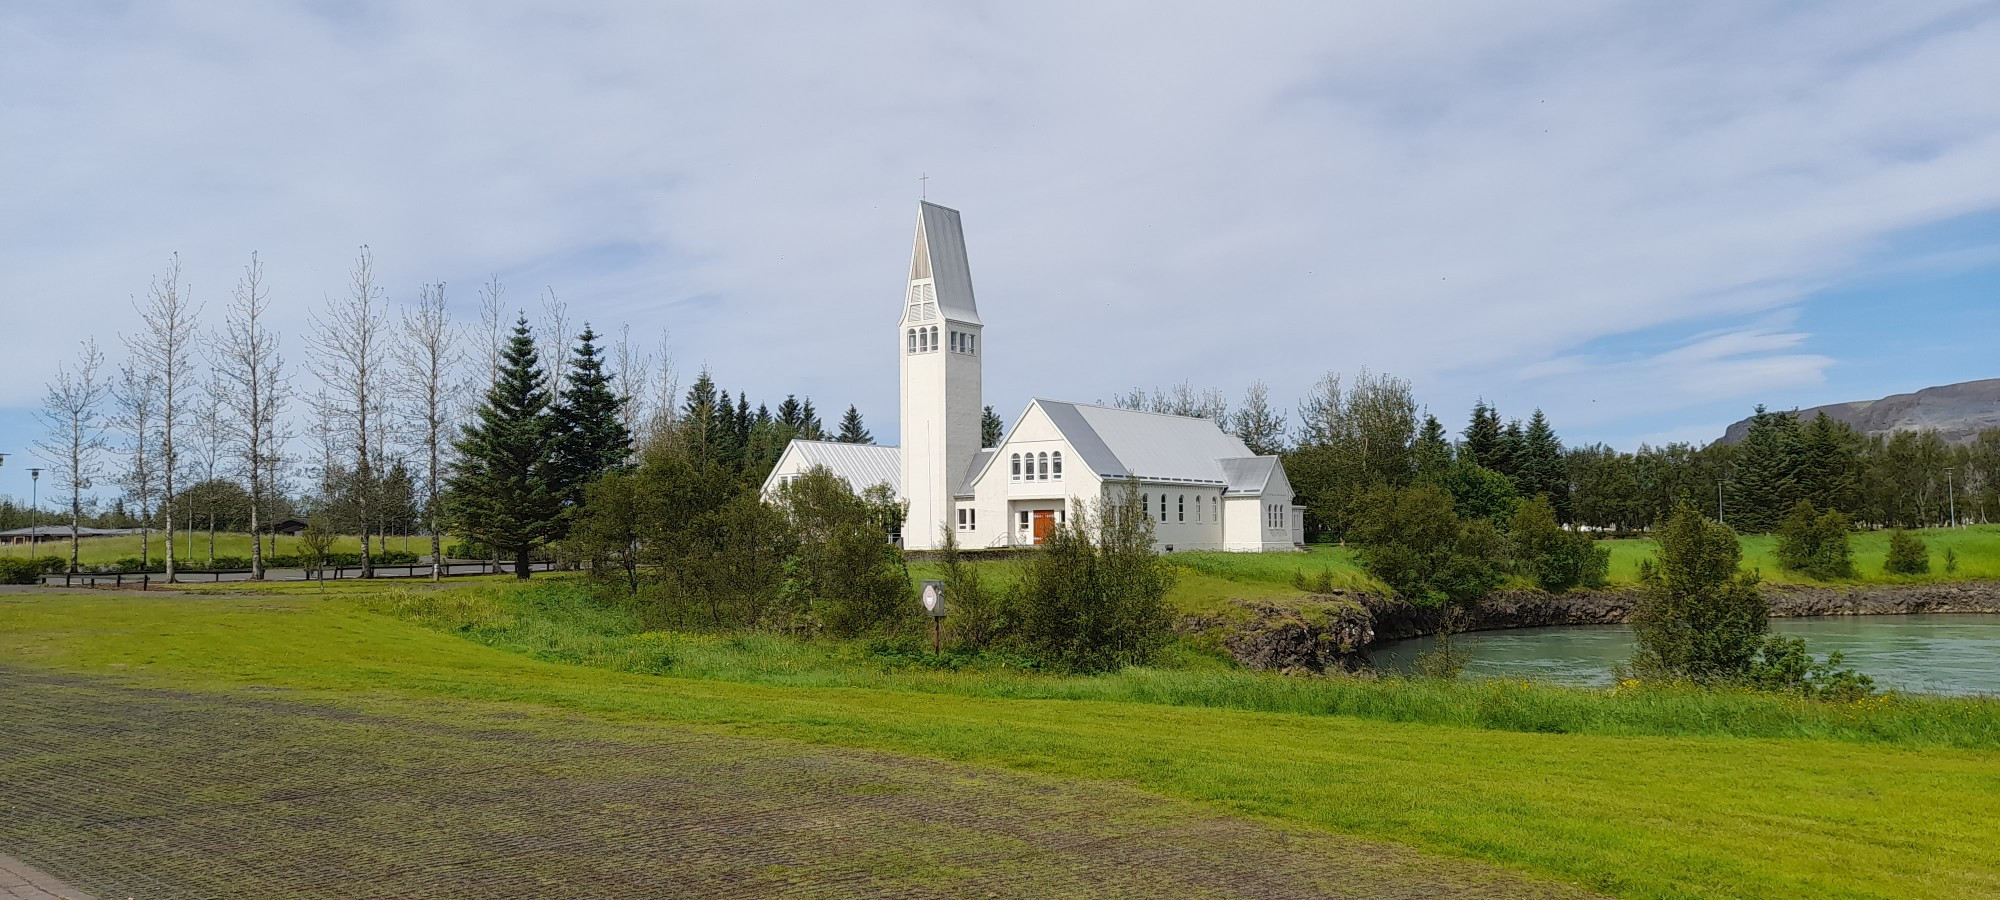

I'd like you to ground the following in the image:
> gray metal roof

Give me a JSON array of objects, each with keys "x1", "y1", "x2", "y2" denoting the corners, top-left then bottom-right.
[
  {"x1": 916, "y1": 202, "x2": 981, "y2": 326},
  {"x1": 769, "y1": 440, "x2": 902, "y2": 497},
  {"x1": 955, "y1": 448, "x2": 996, "y2": 497},
  {"x1": 1218, "y1": 457, "x2": 1278, "y2": 495},
  {"x1": 1034, "y1": 400, "x2": 1257, "y2": 484}
]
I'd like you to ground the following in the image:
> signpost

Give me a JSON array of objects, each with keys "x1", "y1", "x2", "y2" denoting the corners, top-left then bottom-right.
[{"x1": 919, "y1": 580, "x2": 946, "y2": 655}]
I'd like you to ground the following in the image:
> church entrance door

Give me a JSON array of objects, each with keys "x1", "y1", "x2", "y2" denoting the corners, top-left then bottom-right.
[{"x1": 1032, "y1": 510, "x2": 1056, "y2": 544}]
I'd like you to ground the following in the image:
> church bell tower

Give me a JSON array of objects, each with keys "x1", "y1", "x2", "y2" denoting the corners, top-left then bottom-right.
[{"x1": 899, "y1": 202, "x2": 984, "y2": 550}]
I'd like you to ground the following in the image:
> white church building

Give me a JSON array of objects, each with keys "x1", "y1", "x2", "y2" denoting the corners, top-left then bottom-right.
[{"x1": 762, "y1": 201, "x2": 1305, "y2": 552}]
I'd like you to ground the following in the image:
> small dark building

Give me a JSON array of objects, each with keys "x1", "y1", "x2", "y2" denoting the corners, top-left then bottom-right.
[{"x1": 261, "y1": 518, "x2": 310, "y2": 537}]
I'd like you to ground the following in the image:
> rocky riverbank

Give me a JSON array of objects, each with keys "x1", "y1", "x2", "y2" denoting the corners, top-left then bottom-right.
[{"x1": 1196, "y1": 580, "x2": 2000, "y2": 673}]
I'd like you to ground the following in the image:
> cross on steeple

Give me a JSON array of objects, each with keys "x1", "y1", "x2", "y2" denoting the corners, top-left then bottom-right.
[{"x1": 919, "y1": 172, "x2": 928, "y2": 200}]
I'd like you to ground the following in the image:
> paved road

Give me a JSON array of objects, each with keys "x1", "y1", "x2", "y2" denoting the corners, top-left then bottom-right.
[
  {"x1": 0, "y1": 855, "x2": 89, "y2": 900},
  {"x1": 0, "y1": 666, "x2": 1596, "y2": 899}
]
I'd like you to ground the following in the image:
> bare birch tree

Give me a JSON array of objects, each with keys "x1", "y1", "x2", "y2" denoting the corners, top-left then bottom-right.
[
  {"x1": 612, "y1": 323, "x2": 653, "y2": 459},
  {"x1": 398, "y1": 281, "x2": 459, "y2": 580},
  {"x1": 310, "y1": 246, "x2": 389, "y2": 577},
  {"x1": 644, "y1": 328, "x2": 680, "y2": 449},
  {"x1": 187, "y1": 375, "x2": 226, "y2": 565},
  {"x1": 540, "y1": 287, "x2": 570, "y2": 395},
  {"x1": 34, "y1": 339, "x2": 111, "y2": 572},
  {"x1": 115, "y1": 361, "x2": 161, "y2": 569},
  {"x1": 125, "y1": 254, "x2": 202, "y2": 581},
  {"x1": 478, "y1": 276, "x2": 506, "y2": 388},
  {"x1": 213, "y1": 252, "x2": 288, "y2": 579}
]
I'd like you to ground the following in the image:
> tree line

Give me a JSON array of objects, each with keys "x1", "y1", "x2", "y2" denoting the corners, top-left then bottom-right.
[
  {"x1": 24, "y1": 249, "x2": 889, "y2": 581},
  {"x1": 1116, "y1": 371, "x2": 1999, "y2": 539}
]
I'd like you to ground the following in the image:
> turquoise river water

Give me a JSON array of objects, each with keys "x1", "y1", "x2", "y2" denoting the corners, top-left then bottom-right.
[{"x1": 1372, "y1": 614, "x2": 2000, "y2": 696}]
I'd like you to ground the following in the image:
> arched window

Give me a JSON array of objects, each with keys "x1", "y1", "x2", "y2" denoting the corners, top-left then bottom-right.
[
  {"x1": 1052, "y1": 451, "x2": 1062, "y2": 479},
  {"x1": 929, "y1": 325, "x2": 939, "y2": 351},
  {"x1": 1142, "y1": 493, "x2": 1149, "y2": 512},
  {"x1": 1178, "y1": 495, "x2": 1184, "y2": 522},
  {"x1": 1194, "y1": 495, "x2": 1201, "y2": 522},
  {"x1": 1010, "y1": 453, "x2": 1021, "y2": 480},
  {"x1": 907, "y1": 328, "x2": 916, "y2": 353},
  {"x1": 1159, "y1": 493, "x2": 1168, "y2": 522},
  {"x1": 1037, "y1": 451, "x2": 1049, "y2": 479}
]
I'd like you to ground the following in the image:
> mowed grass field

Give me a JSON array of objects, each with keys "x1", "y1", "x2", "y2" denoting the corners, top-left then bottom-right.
[
  {"x1": 0, "y1": 531, "x2": 381, "y2": 564},
  {"x1": 1162, "y1": 524, "x2": 2000, "y2": 599},
  {"x1": 2, "y1": 583, "x2": 1997, "y2": 898}
]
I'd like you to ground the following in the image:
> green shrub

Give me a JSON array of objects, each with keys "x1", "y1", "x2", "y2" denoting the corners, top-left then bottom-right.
[
  {"x1": 0, "y1": 558, "x2": 47, "y2": 584},
  {"x1": 1774, "y1": 500, "x2": 1854, "y2": 580},
  {"x1": 1351, "y1": 482, "x2": 1511, "y2": 607},
  {"x1": 1010, "y1": 484, "x2": 1176, "y2": 673},
  {"x1": 1631, "y1": 504, "x2": 1767, "y2": 684},
  {"x1": 1945, "y1": 547, "x2": 1959, "y2": 575},
  {"x1": 1508, "y1": 495, "x2": 1609, "y2": 592},
  {"x1": 1749, "y1": 635, "x2": 1875, "y2": 701},
  {"x1": 1884, "y1": 530, "x2": 1929, "y2": 576}
]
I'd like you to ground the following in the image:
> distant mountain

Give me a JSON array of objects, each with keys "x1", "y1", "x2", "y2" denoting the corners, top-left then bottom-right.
[{"x1": 1720, "y1": 378, "x2": 2000, "y2": 446}]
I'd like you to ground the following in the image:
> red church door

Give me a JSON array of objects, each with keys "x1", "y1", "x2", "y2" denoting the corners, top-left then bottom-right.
[{"x1": 1032, "y1": 510, "x2": 1056, "y2": 544}]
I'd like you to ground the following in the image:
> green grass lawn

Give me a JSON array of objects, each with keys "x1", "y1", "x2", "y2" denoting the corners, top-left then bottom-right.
[
  {"x1": 0, "y1": 530, "x2": 385, "y2": 565},
  {"x1": 4, "y1": 583, "x2": 1997, "y2": 898}
]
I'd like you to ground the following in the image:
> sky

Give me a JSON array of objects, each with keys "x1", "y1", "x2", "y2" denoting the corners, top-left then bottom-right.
[{"x1": 2, "y1": 1, "x2": 1998, "y2": 506}]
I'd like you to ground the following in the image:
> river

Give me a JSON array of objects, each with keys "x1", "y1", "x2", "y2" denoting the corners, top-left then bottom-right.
[{"x1": 1371, "y1": 614, "x2": 2000, "y2": 696}]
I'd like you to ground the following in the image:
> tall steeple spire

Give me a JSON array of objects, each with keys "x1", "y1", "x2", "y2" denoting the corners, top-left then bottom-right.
[{"x1": 899, "y1": 200, "x2": 985, "y2": 550}]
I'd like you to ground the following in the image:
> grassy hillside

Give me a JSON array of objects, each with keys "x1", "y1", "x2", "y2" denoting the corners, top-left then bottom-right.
[{"x1": 2, "y1": 582, "x2": 1996, "y2": 898}]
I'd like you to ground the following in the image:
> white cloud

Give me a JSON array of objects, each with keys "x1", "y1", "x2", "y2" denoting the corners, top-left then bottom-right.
[{"x1": 1, "y1": 0, "x2": 1997, "y2": 466}]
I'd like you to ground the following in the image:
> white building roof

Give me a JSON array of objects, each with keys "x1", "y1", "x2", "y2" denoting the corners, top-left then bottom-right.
[
  {"x1": 765, "y1": 440, "x2": 901, "y2": 496},
  {"x1": 1035, "y1": 400, "x2": 1257, "y2": 485}
]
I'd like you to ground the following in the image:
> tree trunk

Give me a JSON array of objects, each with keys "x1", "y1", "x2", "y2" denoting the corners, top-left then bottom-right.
[{"x1": 514, "y1": 549, "x2": 532, "y2": 580}]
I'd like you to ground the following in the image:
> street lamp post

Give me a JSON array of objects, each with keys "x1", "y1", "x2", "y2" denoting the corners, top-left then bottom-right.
[
  {"x1": 1945, "y1": 467, "x2": 1958, "y2": 529},
  {"x1": 28, "y1": 468, "x2": 42, "y2": 552}
]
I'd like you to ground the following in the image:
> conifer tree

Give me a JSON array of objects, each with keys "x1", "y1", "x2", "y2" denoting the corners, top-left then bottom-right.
[
  {"x1": 836, "y1": 405, "x2": 873, "y2": 444},
  {"x1": 1520, "y1": 409, "x2": 1569, "y2": 520},
  {"x1": 777, "y1": 394, "x2": 804, "y2": 429},
  {"x1": 447, "y1": 317, "x2": 561, "y2": 579},
  {"x1": 1794, "y1": 412, "x2": 1860, "y2": 514},
  {"x1": 1412, "y1": 414, "x2": 1453, "y2": 481},
  {"x1": 679, "y1": 371, "x2": 723, "y2": 462},
  {"x1": 798, "y1": 398, "x2": 825, "y2": 440},
  {"x1": 1492, "y1": 419, "x2": 1528, "y2": 486},
  {"x1": 1731, "y1": 406, "x2": 1801, "y2": 532},
  {"x1": 1463, "y1": 401, "x2": 1502, "y2": 471},
  {"x1": 550, "y1": 325, "x2": 631, "y2": 510},
  {"x1": 982, "y1": 405, "x2": 1003, "y2": 448}
]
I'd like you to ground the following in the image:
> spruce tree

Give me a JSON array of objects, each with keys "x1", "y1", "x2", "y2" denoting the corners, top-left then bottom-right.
[
  {"x1": 982, "y1": 405, "x2": 1003, "y2": 448},
  {"x1": 550, "y1": 325, "x2": 632, "y2": 512},
  {"x1": 1463, "y1": 401, "x2": 1502, "y2": 471},
  {"x1": 1521, "y1": 410, "x2": 1569, "y2": 521},
  {"x1": 1795, "y1": 412, "x2": 1860, "y2": 514},
  {"x1": 836, "y1": 405, "x2": 873, "y2": 444},
  {"x1": 1731, "y1": 406, "x2": 1801, "y2": 532},
  {"x1": 798, "y1": 399, "x2": 825, "y2": 440},
  {"x1": 1413, "y1": 414, "x2": 1454, "y2": 481},
  {"x1": 1493, "y1": 419, "x2": 1527, "y2": 485},
  {"x1": 679, "y1": 371, "x2": 724, "y2": 463},
  {"x1": 446, "y1": 317, "x2": 561, "y2": 579},
  {"x1": 777, "y1": 394, "x2": 804, "y2": 429}
]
